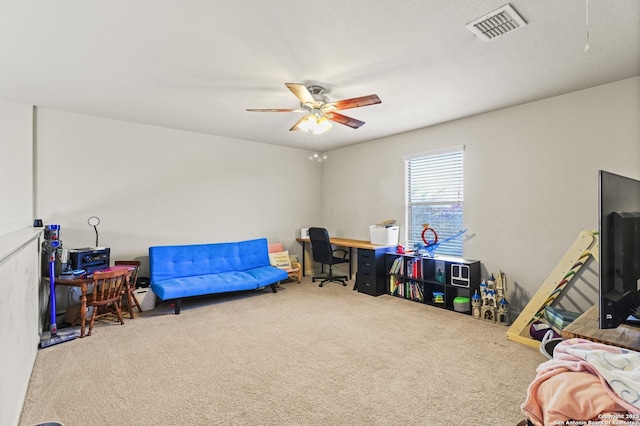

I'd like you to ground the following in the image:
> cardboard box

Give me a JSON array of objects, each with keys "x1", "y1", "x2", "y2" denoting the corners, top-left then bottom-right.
[{"x1": 369, "y1": 225, "x2": 400, "y2": 246}]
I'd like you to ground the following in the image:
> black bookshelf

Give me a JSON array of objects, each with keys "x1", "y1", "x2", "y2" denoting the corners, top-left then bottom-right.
[{"x1": 385, "y1": 253, "x2": 480, "y2": 314}]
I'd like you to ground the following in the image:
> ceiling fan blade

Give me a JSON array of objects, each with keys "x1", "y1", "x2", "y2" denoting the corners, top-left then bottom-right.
[
  {"x1": 285, "y1": 83, "x2": 315, "y2": 106},
  {"x1": 326, "y1": 112, "x2": 365, "y2": 129},
  {"x1": 330, "y1": 94, "x2": 381, "y2": 111},
  {"x1": 246, "y1": 108, "x2": 298, "y2": 112},
  {"x1": 289, "y1": 115, "x2": 308, "y2": 131}
]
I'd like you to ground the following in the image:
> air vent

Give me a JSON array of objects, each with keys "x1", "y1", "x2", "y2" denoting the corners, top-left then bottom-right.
[{"x1": 466, "y1": 4, "x2": 527, "y2": 42}]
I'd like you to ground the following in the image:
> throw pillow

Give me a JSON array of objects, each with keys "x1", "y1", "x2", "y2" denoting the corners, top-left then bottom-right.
[
  {"x1": 269, "y1": 251, "x2": 292, "y2": 270},
  {"x1": 268, "y1": 242, "x2": 284, "y2": 253}
]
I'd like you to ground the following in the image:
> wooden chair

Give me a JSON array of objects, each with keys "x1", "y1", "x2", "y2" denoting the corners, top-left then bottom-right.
[
  {"x1": 75, "y1": 268, "x2": 129, "y2": 336},
  {"x1": 115, "y1": 260, "x2": 143, "y2": 318}
]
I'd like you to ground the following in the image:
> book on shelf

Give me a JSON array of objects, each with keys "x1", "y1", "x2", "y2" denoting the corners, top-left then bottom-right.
[
  {"x1": 409, "y1": 281, "x2": 424, "y2": 302},
  {"x1": 393, "y1": 280, "x2": 422, "y2": 301},
  {"x1": 389, "y1": 257, "x2": 403, "y2": 275},
  {"x1": 389, "y1": 275, "x2": 399, "y2": 295},
  {"x1": 404, "y1": 258, "x2": 423, "y2": 279},
  {"x1": 393, "y1": 278, "x2": 404, "y2": 297},
  {"x1": 390, "y1": 276, "x2": 407, "y2": 297}
]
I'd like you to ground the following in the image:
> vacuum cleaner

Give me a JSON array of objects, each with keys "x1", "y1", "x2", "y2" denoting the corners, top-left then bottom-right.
[{"x1": 39, "y1": 224, "x2": 76, "y2": 349}]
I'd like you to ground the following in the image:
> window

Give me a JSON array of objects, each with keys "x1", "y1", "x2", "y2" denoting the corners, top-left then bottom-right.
[{"x1": 404, "y1": 146, "x2": 464, "y2": 256}]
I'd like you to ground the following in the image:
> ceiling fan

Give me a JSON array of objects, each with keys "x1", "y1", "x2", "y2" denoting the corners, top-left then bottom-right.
[{"x1": 246, "y1": 83, "x2": 381, "y2": 133}]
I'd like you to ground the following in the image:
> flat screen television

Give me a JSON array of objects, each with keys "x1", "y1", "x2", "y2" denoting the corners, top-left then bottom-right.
[{"x1": 598, "y1": 170, "x2": 640, "y2": 329}]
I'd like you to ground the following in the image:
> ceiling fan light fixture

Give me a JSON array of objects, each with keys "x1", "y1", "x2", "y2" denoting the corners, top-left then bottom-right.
[
  {"x1": 297, "y1": 114, "x2": 315, "y2": 132},
  {"x1": 308, "y1": 152, "x2": 328, "y2": 162},
  {"x1": 313, "y1": 115, "x2": 332, "y2": 135},
  {"x1": 298, "y1": 113, "x2": 332, "y2": 135}
]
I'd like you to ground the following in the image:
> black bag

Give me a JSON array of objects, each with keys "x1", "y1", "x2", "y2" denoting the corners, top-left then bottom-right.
[{"x1": 137, "y1": 276, "x2": 150, "y2": 288}]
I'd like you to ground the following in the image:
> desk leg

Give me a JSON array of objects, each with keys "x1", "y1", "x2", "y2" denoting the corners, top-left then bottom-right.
[
  {"x1": 351, "y1": 247, "x2": 357, "y2": 291},
  {"x1": 301, "y1": 242, "x2": 306, "y2": 277},
  {"x1": 79, "y1": 283, "x2": 87, "y2": 338},
  {"x1": 348, "y1": 248, "x2": 353, "y2": 280}
]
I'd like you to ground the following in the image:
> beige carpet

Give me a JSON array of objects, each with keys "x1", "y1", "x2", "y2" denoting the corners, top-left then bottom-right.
[{"x1": 20, "y1": 278, "x2": 544, "y2": 426}]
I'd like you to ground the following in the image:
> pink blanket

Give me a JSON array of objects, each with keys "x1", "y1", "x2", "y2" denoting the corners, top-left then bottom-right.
[{"x1": 522, "y1": 338, "x2": 640, "y2": 425}]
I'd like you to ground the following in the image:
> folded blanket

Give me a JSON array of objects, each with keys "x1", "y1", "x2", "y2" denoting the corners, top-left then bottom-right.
[{"x1": 522, "y1": 338, "x2": 640, "y2": 425}]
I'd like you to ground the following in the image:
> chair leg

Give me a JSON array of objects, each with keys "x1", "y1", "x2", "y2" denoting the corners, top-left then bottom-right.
[
  {"x1": 123, "y1": 285, "x2": 144, "y2": 319},
  {"x1": 132, "y1": 289, "x2": 143, "y2": 312},
  {"x1": 318, "y1": 265, "x2": 347, "y2": 287},
  {"x1": 87, "y1": 306, "x2": 98, "y2": 337},
  {"x1": 125, "y1": 289, "x2": 135, "y2": 319},
  {"x1": 115, "y1": 301, "x2": 125, "y2": 325}
]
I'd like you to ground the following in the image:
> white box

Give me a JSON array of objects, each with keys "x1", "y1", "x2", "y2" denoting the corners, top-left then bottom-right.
[
  {"x1": 369, "y1": 225, "x2": 400, "y2": 246},
  {"x1": 300, "y1": 228, "x2": 310, "y2": 239},
  {"x1": 134, "y1": 287, "x2": 156, "y2": 311}
]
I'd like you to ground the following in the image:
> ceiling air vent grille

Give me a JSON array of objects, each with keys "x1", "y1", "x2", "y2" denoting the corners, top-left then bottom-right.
[{"x1": 466, "y1": 4, "x2": 527, "y2": 42}]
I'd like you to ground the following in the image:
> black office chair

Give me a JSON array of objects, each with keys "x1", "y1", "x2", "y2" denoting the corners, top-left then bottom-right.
[{"x1": 308, "y1": 227, "x2": 350, "y2": 287}]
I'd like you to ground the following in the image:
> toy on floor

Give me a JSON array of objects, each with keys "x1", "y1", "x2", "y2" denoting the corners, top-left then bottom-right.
[{"x1": 472, "y1": 270, "x2": 510, "y2": 325}]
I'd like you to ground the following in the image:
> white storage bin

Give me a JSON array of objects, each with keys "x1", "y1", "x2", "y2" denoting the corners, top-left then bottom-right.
[
  {"x1": 369, "y1": 225, "x2": 400, "y2": 246},
  {"x1": 134, "y1": 287, "x2": 156, "y2": 311}
]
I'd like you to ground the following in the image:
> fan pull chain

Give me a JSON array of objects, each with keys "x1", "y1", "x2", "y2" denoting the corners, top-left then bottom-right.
[{"x1": 584, "y1": 0, "x2": 590, "y2": 52}]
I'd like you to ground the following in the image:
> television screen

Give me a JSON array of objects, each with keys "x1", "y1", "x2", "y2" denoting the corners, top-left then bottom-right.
[{"x1": 598, "y1": 170, "x2": 640, "y2": 329}]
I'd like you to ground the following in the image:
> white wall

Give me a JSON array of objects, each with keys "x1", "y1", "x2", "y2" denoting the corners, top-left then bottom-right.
[
  {"x1": 36, "y1": 109, "x2": 323, "y2": 275},
  {"x1": 322, "y1": 77, "x2": 640, "y2": 312},
  {"x1": 0, "y1": 101, "x2": 33, "y2": 235},
  {"x1": 0, "y1": 100, "x2": 41, "y2": 426}
]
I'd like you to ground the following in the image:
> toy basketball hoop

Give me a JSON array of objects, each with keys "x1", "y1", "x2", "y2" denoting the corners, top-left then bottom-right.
[{"x1": 421, "y1": 224, "x2": 438, "y2": 246}]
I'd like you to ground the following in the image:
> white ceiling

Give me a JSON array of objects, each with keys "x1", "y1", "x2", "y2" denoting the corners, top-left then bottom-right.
[{"x1": 0, "y1": 1, "x2": 638, "y2": 152}]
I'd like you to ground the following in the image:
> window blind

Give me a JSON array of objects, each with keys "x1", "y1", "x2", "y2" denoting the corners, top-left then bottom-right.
[{"x1": 405, "y1": 147, "x2": 464, "y2": 256}]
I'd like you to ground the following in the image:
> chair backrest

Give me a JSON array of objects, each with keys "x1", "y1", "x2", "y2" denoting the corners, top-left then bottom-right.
[
  {"x1": 91, "y1": 268, "x2": 129, "y2": 305},
  {"x1": 115, "y1": 260, "x2": 141, "y2": 288},
  {"x1": 308, "y1": 227, "x2": 333, "y2": 265}
]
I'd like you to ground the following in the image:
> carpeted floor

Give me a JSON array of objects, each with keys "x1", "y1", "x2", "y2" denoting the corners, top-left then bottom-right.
[{"x1": 20, "y1": 277, "x2": 544, "y2": 425}]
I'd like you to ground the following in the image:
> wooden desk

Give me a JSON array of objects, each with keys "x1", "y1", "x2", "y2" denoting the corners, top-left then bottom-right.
[
  {"x1": 54, "y1": 265, "x2": 134, "y2": 338},
  {"x1": 54, "y1": 277, "x2": 92, "y2": 338},
  {"x1": 562, "y1": 304, "x2": 640, "y2": 351},
  {"x1": 296, "y1": 237, "x2": 394, "y2": 279}
]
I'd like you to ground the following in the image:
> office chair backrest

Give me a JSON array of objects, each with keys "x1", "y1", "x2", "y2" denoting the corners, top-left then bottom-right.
[{"x1": 308, "y1": 227, "x2": 333, "y2": 265}]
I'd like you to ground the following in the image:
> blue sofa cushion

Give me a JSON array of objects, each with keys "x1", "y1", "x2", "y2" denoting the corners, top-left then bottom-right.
[
  {"x1": 242, "y1": 265, "x2": 288, "y2": 287},
  {"x1": 238, "y1": 239, "x2": 272, "y2": 271},
  {"x1": 152, "y1": 272, "x2": 257, "y2": 301}
]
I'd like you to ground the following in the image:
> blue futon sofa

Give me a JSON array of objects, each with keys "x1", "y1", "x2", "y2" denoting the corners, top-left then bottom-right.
[{"x1": 149, "y1": 238, "x2": 288, "y2": 314}]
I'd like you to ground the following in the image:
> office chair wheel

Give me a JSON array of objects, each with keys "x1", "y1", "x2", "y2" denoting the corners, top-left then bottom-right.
[
  {"x1": 312, "y1": 278, "x2": 316, "y2": 282},
  {"x1": 319, "y1": 283, "x2": 324, "y2": 287},
  {"x1": 342, "y1": 282, "x2": 347, "y2": 286}
]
